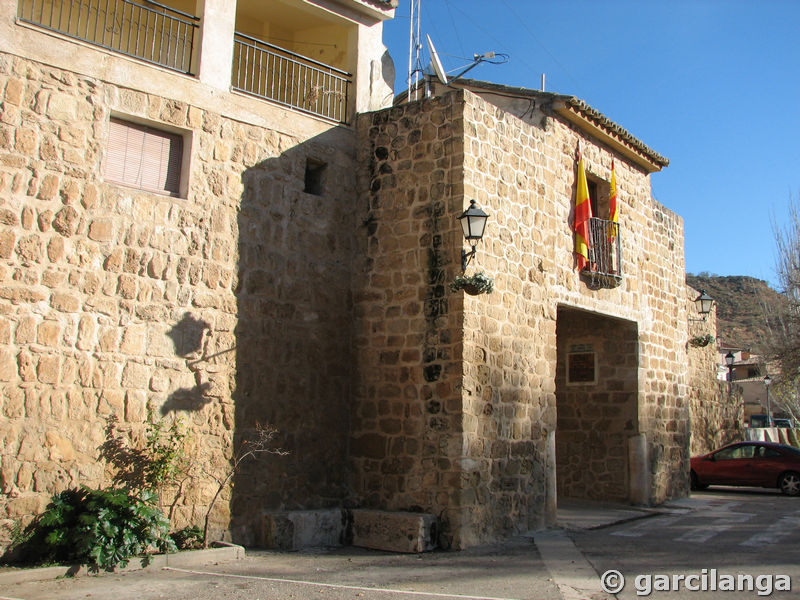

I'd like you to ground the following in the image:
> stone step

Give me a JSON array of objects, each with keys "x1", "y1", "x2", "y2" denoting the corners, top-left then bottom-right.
[
  {"x1": 260, "y1": 509, "x2": 345, "y2": 550},
  {"x1": 350, "y1": 508, "x2": 437, "y2": 553},
  {"x1": 260, "y1": 508, "x2": 438, "y2": 553}
]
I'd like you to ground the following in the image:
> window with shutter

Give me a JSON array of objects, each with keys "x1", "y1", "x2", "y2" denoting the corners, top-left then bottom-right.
[{"x1": 105, "y1": 118, "x2": 184, "y2": 196}]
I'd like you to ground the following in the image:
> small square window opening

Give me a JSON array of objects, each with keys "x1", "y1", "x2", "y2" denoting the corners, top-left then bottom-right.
[{"x1": 304, "y1": 159, "x2": 326, "y2": 196}]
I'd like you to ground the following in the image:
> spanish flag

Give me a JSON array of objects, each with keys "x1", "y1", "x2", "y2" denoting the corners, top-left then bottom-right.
[
  {"x1": 608, "y1": 159, "x2": 618, "y2": 239},
  {"x1": 574, "y1": 155, "x2": 592, "y2": 270}
]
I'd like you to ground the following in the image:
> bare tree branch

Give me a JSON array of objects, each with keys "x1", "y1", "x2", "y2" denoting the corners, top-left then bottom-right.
[{"x1": 200, "y1": 424, "x2": 288, "y2": 547}]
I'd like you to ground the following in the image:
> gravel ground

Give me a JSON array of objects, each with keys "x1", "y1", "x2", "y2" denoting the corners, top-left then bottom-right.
[{"x1": 1, "y1": 539, "x2": 563, "y2": 600}]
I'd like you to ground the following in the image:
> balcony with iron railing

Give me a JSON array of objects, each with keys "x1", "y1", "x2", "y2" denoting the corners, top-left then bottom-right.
[
  {"x1": 17, "y1": 0, "x2": 199, "y2": 74},
  {"x1": 231, "y1": 32, "x2": 352, "y2": 125},
  {"x1": 582, "y1": 217, "x2": 623, "y2": 289}
]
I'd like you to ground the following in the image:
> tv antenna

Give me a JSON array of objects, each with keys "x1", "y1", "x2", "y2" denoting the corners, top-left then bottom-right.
[
  {"x1": 425, "y1": 35, "x2": 508, "y2": 91},
  {"x1": 407, "y1": 1, "x2": 508, "y2": 101},
  {"x1": 407, "y1": 0, "x2": 422, "y2": 102}
]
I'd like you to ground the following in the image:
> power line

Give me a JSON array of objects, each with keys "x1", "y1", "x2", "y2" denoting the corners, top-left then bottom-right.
[
  {"x1": 496, "y1": 0, "x2": 581, "y2": 92},
  {"x1": 443, "y1": 0, "x2": 465, "y2": 58},
  {"x1": 444, "y1": 2, "x2": 532, "y2": 78}
]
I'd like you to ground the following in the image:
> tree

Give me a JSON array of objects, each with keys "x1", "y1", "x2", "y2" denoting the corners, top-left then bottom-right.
[
  {"x1": 200, "y1": 424, "x2": 287, "y2": 547},
  {"x1": 764, "y1": 196, "x2": 800, "y2": 418}
]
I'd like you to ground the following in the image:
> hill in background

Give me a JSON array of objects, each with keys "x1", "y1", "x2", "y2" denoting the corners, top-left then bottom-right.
[{"x1": 686, "y1": 274, "x2": 787, "y2": 352}]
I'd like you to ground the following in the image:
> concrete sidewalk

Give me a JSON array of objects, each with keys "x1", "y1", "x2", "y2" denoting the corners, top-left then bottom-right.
[
  {"x1": 0, "y1": 498, "x2": 703, "y2": 600},
  {"x1": 556, "y1": 496, "x2": 697, "y2": 531}
]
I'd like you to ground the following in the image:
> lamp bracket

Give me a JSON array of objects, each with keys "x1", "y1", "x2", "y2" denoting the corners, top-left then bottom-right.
[{"x1": 462, "y1": 246, "x2": 477, "y2": 272}]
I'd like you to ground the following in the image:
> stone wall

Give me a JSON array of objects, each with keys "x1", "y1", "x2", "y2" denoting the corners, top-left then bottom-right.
[
  {"x1": 356, "y1": 89, "x2": 690, "y2": 547},
  {"x1": 0, "y1": 43, "x2": 694, "y2": 551},
  {"x1": 352, "y1": 94, "x2": 467, "y2": 548},
  {"x1": 0, "y1": 51, "x2": 358, "y2": 548},
  {"x1": 458, "y1": 90, "x2": 689, "y2": 527},
  {"x1": 686, "y1": 285, "x2": 742, "y2": 455}
]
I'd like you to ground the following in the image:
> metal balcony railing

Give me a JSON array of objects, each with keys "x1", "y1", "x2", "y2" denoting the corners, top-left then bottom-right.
[
  {"x1": 17, "y1": 0, "x2": 199, "y2": 74},
  {"x1": 583, "y1": 217, "x2": 623, "y2": 288},
  {"x1": 232, "y1": 32, "x2": 351, "y2": 124}
]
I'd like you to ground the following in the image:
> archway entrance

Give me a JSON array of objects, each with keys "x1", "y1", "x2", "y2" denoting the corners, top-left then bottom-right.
[{"x1": 555, "y1": 307, "x2": 639, "y2": 502}]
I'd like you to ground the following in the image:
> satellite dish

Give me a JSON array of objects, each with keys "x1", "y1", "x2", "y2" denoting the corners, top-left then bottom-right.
[{"x1": 426, "y1": 34, "x2": 448, "y2": 85}]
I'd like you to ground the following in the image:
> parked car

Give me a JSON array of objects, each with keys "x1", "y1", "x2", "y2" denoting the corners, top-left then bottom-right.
[
  {"x1": 749, "y1": 414, "x2": 770, "y2": 428},
  {"x1": 690, "y1": 441, "x2": 800, "y2": 496},
  {"x1": 749, "y1": 414, "x2": 795, "y2": 428}
]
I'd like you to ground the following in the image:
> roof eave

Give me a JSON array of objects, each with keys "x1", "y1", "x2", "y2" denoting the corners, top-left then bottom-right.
[
  {"x1": 552, "y1": 101, "x2": 668, "y2": 173},
  {"x1": 331, "y1": 0, "x2": 397, "y2": 21}
]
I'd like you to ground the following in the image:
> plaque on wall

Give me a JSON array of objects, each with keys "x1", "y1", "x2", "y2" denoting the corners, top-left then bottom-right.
[{"x1": 567, "y1": 351, "x2": 597, "y2": 385}]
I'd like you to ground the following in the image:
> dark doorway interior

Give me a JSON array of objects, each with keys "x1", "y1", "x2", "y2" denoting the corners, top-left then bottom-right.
[{"x1": 555, "y1": 307, "x2": 639, "y2": 502}]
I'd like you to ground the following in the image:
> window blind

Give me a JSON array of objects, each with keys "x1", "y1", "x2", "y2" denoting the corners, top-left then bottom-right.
[{"x1": 105, "y1": 118, "x2": 183, "y2": 196}]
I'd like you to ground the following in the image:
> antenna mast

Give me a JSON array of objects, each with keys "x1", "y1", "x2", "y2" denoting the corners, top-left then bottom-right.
[{"x1": 408, "y1": 0, "x2": 422, "y2": 102}]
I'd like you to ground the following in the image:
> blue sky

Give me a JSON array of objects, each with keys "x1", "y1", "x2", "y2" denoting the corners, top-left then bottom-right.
[{"x1": 381, "y1": 1, "x2": 800, "y2": 288}]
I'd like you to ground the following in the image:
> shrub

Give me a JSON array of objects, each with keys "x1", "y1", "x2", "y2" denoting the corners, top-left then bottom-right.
[
  {"x1": 13, "y1": 486, "x2": 175, "y2": 571},
  {"x1": 170, "y1": 525, "x2": 204, "y2": 550}
]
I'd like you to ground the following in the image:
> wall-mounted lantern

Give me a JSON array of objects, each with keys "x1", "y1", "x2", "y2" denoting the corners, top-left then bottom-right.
[
  {"x1": 458, "y1": 199, "x2": 489, "y2": 271},
  {"x1": 690, "y1": 290, "x2": 714, "y2": 321},
  {"x1": 764, "y1": 374, "x2": 773, "y2": 427},
  {"x1": 725, "y1": 351, "x2": 736, "y2": 398}
]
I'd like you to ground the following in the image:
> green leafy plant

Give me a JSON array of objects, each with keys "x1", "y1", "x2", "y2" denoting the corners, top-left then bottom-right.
[
  {"x1": 13, "y1": 486, "x2": 175, "y2": 571},
  {"x1": 170, "y1": 525, "x2": 204, "y2": 550},
  {"x1": 99, "y1": 413, "x2": 189, "y2": 521},
  {"x1": 689, "y1": 334, "x2": 715, "y2": 347},
  {"x1": 142, "y1": 414, "x2": 188, "y2": 490},
  {"x1": 9, "y1": 518, "x2": 33, "y2": 548},
  {"x1": 449, "y1": 271, "x2": 494, "y2": 295}
]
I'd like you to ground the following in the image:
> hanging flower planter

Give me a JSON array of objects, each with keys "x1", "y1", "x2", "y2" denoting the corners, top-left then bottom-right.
[
  {"x1": 449, "y1": 272, "x2": 494, "y2": 296},
  {"x1": 689, "y1": 334, "x2": 715, "y2": 348}
]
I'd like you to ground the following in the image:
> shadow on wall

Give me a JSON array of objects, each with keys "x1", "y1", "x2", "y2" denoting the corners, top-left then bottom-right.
[
  {"x1": 167, "y1": 314, "x2": 209, "y2": 357},
  {"x1": 229, "y1": 127, "x2": 357, "y2": 545},
  {"x1": 160, "y1": 313, "x2": 214, "y2": 415}
]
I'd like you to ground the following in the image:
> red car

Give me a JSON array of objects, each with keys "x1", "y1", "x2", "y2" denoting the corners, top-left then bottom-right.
[{"x1": 690, "y1": 441, "x2": 800, "y2": 496}]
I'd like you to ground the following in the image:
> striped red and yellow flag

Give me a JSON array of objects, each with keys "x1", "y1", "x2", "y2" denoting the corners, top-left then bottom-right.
[
  {"x1": 608, "y1": 159, "x2": 618, "y2": 239},
  {"x1": 574, "y1": 155, "x2": 593, "y2": 270}
]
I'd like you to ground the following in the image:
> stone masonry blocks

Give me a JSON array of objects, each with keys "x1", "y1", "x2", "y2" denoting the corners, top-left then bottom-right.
[
  {"x1": 0, "y1": 51, "x2": 357, "y2": 549},
  {"x1": 351, "y1": 509, "x2": 437, "y2": 553},
  {"x1": 260, "y1": 510, "x2": 345, "y2": 551}
]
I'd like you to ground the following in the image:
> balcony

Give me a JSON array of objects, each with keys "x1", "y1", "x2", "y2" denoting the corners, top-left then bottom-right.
[
  {"x1": 17, "y1": 0, "x2": 199, "y2": 74},
  {"x1": 232, "y1": 33, "x2": 351, "y2": 124},
  {"x1": 582, "y1": 217, "x2": 623, "y2": 289}
]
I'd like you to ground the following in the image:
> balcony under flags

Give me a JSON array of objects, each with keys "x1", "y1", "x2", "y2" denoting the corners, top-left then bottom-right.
[
  {"x1": 17, "y1": 0, "x2": 199, "y2": 74},
  {"x1": 583, "y1": 217, "x2": 623, "y2": 289}
]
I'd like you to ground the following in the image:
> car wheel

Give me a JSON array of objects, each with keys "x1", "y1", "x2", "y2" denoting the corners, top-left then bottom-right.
[
  {"x1": 690, "y1": 470, "x2": 708, "y2": 491},
  {"x1": 779, "y1": 472, "x2": 800, "y2": 496}
]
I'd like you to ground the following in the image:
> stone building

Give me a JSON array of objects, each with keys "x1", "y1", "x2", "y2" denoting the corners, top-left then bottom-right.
[
  {"x1": 686, "y1": 287, "x2": 742, "y2": 455},
  {"x1": 0, "y1": 0, "x2": 715, "y2": 552},
  {"x1": 355, "y1": 80, "x2": 703, "y2": 547},
  {"x1": 0, "y1": 0, "x2": 397, "y2": 550}
]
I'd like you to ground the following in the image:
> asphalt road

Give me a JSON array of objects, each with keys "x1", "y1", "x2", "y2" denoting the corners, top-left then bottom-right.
[{"x1": 572, "y1": 487, "x2": 800, "y2": 599}]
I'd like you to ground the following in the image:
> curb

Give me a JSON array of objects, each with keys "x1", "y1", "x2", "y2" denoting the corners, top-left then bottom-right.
[{"x1": 0, "y1": 543, "x2": 245, "y2": 586}]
